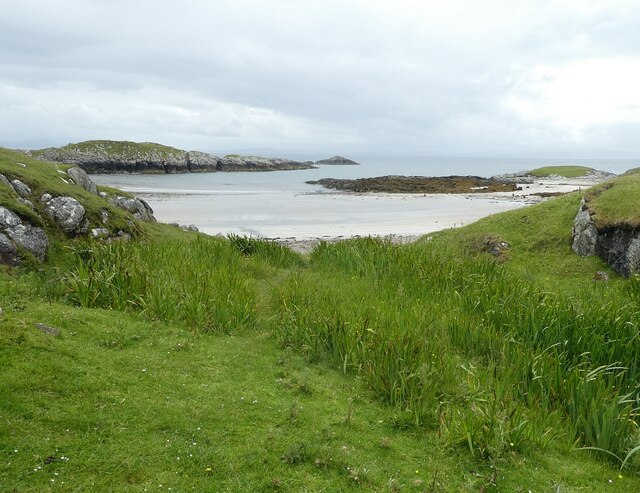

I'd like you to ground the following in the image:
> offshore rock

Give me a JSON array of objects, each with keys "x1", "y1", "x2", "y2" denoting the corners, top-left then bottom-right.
[
  {"x1": 45, "y1": 196, "x2": 87, "y2": 234},
  {"x1": 316, "y1": 156, "x2": 360, "y2": 165}
]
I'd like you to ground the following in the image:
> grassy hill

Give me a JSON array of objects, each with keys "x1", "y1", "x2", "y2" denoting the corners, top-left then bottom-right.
[
  {"x1": 528, "y1": 165, "x2": 596, "y2": 178},
  {"x1": 1, "y1": 152, "x2": 640, "y2": 491},
  {"x1": 31, "y1": 140, "x2": 187, "y2": 161}
]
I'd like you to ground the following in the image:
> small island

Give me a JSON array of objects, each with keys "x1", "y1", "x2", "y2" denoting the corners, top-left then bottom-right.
[
  {"x1": 315, "y1": 155, "x2": 360, "y2": 165},
  {"x1": 307, "y1": 175, "x2": 518, "y2": 193}
]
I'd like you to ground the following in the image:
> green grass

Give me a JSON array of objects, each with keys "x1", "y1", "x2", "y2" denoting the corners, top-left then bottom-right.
[
  {"x1": 2, "y1": 244, "x2": 638, "y2": 492},
  {"x1": 32, "y1": 140, "x2": 187, "y2": 160},
  {"x1": 2, "y1": 153, "x2": 640, "y2": 490},
  {"x1": 528, "y1": 166, "x2": 595, "y2": 178},
  {"x1": 585, "y1": 172, "x2": 640, "y2": 228}
]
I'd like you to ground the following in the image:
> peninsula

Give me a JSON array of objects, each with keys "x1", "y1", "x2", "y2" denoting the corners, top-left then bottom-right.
[{"x1": 27, "y1": 140, "x2": 315, "y2": 174}]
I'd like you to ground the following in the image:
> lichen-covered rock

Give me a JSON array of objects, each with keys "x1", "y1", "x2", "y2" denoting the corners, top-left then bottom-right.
[
  {"x1": 41, "y1": 193, "x2": 53, "y2": 203},
  {"x1": 45, "y1": 196, "x2": 87, "y2": 234},
  {"x1": 595, "y1": 228, "x2": 640, "y2": 277},
  {"x1": 10, "y1": 179, "x2": 31, "y2": 197},
  {"x1": 0, "y1": 206, "x2": 21, "y2": 229},
  {"x1": 91, "y1": 227, "x2": 109, "y2": 238},
  {"x1": 572, "y1": 199, "x2": 598, "y2": 256},
  {"x1": 67, "y1": 167, "x2": 98, "y2": 195},
  {"x1": 0, "y1": 232, "x2": 19, "y2": 265},
  {"x1": 0, "y1": 173, "x2": 12, "y2": 189},
  {"x1": 109, "y1": 196, "x2": 156, "y2": 222},
  {"x1": 5, "y1": 224, "x2": 49, "y2": 261}
]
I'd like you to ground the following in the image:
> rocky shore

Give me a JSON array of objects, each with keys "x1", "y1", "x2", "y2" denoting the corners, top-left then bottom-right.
[
  {"x1": 307, "y1": 175, "x2": 519, "y2": 194},
  {"x1": 27, "y1": 140, "x2": 315, "y2": 174}
]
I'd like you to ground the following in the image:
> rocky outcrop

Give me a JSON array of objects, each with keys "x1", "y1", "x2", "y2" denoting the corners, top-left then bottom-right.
[
  {"x1": 316, "y1": 156, "x2": 359, "y2": 165},
  {"x1": 594, "y1": 229, "x2": 640, "y2": 277},
  {"x1": 217, "y1": 155, "x2": 315, "y2": 172},
  {"x1": 29, "y1": 140, "x2": 314, "y2": 174},
  {"x1": 308, "y1": 175, "x2": 518, "y2": 194},
  {"x1": 67, "y1": 167, "x2": 98, "y2": 194},
  {"x1": 571, "y1": 199, "x2": 598, "y2": 256},
  {"x1": 571, "y1": 199, "x2": 640, "y2": 277},
  {"x1": 44, "y1": 196, "x2": 88, "y2": 234},
  {"x1": 109, "y1": 196, "x2": 156, "y2": 222},
  {"x1": 0, "y1": 206, "x2": 48, "y2": 264}
]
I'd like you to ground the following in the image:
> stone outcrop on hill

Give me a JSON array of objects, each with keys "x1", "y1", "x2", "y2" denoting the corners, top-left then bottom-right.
[
  {"x1": 0, "y1": 205, "x2": 48, "y2": 265},
  {"x1": 572, "y1": 198, "x2": 640, "y2": 277},
  {"x1": 29, "y1": 141, "x2": 315, "y2": 174},
  {"x1": 0, "y1": 162, "x2": 157, "y2": 266}
]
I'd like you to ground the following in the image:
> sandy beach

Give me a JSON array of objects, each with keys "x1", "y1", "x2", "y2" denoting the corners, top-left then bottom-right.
[
  {"x1": 266, "y1": 177, "x2": 601, "y2": 252},
  {"x1": 131, "y1": 174, "x2": 604, "y2": 253}
]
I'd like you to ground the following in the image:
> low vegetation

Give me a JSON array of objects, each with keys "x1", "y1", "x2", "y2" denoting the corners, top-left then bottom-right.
[
  {"x1": 528, "y1": 166, "x2": 595, "y2": 178},
  {"x1": 585, "y1": 171, "x2": 640, "y2": 228},
  {"x1": 32, "y1": 140, "x2": 187, "y2": 160},
  {"x1": 2, "y1": 157, "x2": 640, "y2": 491}
]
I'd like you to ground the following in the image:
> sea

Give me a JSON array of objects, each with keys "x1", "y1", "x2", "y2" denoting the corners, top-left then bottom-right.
[{"x1": 90, "y1": 155, "x2": 638, "y2": 240}]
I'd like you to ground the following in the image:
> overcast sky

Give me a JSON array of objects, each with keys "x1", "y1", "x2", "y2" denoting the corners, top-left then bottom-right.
[{"x1": 1, "y1": 0, "x2": 639, "y2": 157}]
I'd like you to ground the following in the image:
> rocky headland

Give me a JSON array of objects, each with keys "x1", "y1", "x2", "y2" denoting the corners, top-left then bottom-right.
[
  {"x1": 307, "y1": 175, "x2": 519, "y2": 194},
  {"x1": 27, "y1": 140, "x2": 315, "y2": 174}
]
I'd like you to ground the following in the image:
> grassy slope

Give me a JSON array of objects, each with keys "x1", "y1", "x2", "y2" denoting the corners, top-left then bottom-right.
[
  {"x1": 0, "y1": 148, "x2": 137, "y2": 237},
  {"x1": 1, "y1": 250, "x2": 634, "y2": 493},
  {"x1": 585, "y1": 172, "x2": 640, "y2": 229},
  {"x1": 529, "y1": 166, "x2": 595, "y2": 178},
  {"x1": 425, "y1": 191, "x2": 611, "y2": 288},
  {"x1": 2, "y1": 152, "x2": 639, "y2": 491}
]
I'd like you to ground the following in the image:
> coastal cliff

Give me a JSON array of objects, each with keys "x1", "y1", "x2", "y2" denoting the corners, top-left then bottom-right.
[{"x1": 28, "y1": 140, "x2": 315, "y2": 174}]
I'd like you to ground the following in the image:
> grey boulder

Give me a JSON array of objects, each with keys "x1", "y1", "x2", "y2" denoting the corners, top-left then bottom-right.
[
  {"x1": 45, "y1": 196, "x2": 87, "y2": 234},
  {"x1": 109, "y1": 196, "x2": 156, "y2": 222},
  {"x1": 5, "y1": 224, "x2": 49, "y2": 261},
  {"x1": 67, "y1": 167, "x2": 98, "y2": 195},
  {"x1": 572, "y1": 200, "x2": 598, "y2": 257},
  {"x1": 0, "y1": 206, "x2": 21, "y2": 229},
  {"x1": 11, "y1": 179, "x2": 31, "y2": 197}
]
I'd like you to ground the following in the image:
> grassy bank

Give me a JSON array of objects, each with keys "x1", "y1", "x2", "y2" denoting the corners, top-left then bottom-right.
[{"x1": 2, "y1": 168, "x2": 640, "y2": 490}]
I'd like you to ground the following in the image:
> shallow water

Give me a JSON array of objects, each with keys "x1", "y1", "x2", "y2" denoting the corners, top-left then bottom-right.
[{"x1": 91, "y1": 155, "x2": 636, "y2": 239}]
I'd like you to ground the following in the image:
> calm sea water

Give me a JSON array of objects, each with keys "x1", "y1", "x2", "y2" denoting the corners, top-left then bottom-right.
[{"x1": 91, "y1": 155, "x2": 637, "y2": 239}]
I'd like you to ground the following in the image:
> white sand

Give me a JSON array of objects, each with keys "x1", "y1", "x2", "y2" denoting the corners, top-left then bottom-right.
[{"x1": 142, "y1": 176, "x2": 602, "y2": 253}]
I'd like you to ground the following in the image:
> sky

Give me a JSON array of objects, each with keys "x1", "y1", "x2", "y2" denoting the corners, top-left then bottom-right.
[{"x1": 1, "y1": 0, "x2": 640, "y2": 157}]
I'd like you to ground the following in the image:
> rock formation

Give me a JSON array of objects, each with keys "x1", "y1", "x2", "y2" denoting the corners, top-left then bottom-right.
[
  {"x1": 0, "y1": 154, "x2": 158, "y2": 266},
  {"x1": 571, "y1": 198, "x2": 640, "y2": 277},
  {"x1": 28, "y1": 140, "x2": 315, "y2": 174},
  {"x1": 316, "y1": 156, "x2": 360, "y2": 165}
]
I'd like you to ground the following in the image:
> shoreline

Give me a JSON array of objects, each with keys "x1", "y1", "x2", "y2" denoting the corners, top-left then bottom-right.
[{"x1": 102, "y1": 174, "x2": 607, "y2": 251}]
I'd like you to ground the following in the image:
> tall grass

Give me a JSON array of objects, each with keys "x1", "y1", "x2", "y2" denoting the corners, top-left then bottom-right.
[
  {"x1": 64, "y1": 237, "x2": 257, "y2": 332},
  {"x1": 274, "y1": 238, "x2": 640, "y2": 464}
]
